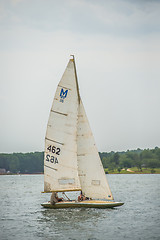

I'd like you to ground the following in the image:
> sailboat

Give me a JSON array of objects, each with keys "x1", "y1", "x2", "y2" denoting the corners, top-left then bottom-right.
[{"x1": 41, "y1": 56, "x2": 124, "y2": 208}]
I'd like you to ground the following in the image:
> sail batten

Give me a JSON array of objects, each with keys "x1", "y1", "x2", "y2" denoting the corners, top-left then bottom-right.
[
  {"x1": 44, "y1": 165, "x2": 57, "y2": 171},
  {"x1": 51, "y1": 110, "x2": 68, "y2": 116},
  {"x1": 45, "y1": 138, "x2": 64, "y2": 145},
  {"x1": 58, "y1": 85, "x2": 72, "y2": 90}
]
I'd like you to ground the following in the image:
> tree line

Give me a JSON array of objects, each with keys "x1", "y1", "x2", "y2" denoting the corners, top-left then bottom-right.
[
  {"x1": 0, "y1": 147, "x2": 160, "y2": 174},
  {"x1": 100, "y1": 147, "x2": 160, "y2": 172},
  {"x1": 0, "y1": 152, "x2": 43, "y2": 174}
]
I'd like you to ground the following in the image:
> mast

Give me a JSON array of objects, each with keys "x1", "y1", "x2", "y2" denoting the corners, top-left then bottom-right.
[{"x1": 70, "y1": 55, "x2": 80, "y2": 104}]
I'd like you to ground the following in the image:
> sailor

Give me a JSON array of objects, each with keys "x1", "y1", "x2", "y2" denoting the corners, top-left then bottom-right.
[
  {"x1": 50, "y1": 192, "x2": 64, "y2": 205},
  {"x1": 50, "y1": 192, "x2": 58, "y2": 205},
  {"x1": 78, "y1": 191, "x2": 86, "y2": 201}
]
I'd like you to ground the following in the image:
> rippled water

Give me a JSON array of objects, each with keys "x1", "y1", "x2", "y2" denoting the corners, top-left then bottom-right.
[{"x1": 0, "y1": 174, "x2": 159, "y2": 240}]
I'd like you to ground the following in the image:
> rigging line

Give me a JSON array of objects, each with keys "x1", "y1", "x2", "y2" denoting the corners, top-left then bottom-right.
[
  {"x1": 45, "y1": 138, "x2": 64, "y2": 145},
  {"x1": 62, "y1": 192, "x2": 71, "y2": 201},
  {"x1": 51, "y1": 110, "x2": 68, "y2": 116},
  {"x1": 44, "y1": 164, "x2": 57, "y2": 171}
]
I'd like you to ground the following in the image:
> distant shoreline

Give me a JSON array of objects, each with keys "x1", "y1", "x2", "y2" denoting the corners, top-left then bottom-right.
[
  {"x1": 1, "y1": 148, "x2": 159, "y2": 175},
  {"x1": 0, "y1": 172, "x2": 160, "y2": 176},
  {"x1": 0, "y1": 173, "x2": 44, "y2": 176},
  {"x1": 106, "y1": 172, "x2": 160, "y2": 174}
]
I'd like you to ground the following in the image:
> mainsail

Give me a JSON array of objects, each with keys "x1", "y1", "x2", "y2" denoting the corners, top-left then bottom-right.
[
  {"x1": 44, "y1": 56, "x2": 113, "y2": 200},
  {"x1": 44, "y1": 59, "x2": 81, "y2": 192}
]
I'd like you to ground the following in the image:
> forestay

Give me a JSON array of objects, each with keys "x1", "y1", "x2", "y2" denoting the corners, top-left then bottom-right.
[
  {"x1": 77, "y1": 100, "x2": 113, "y2": 200},
  {"x1": 44, "y1": 59, "x2": 81, "y2": 192}
]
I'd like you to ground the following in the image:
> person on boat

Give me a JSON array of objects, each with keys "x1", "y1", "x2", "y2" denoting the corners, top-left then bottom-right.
[
  {"x1": 50, "y1": 192, "x2": 63, "y2": 205},
  {"x1": 78, "y1": 191, "x2": 86, "y2": 201}
]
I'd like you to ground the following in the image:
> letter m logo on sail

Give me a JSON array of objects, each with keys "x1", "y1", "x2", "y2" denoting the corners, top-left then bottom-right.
[{"x1": 60, "y1": 88, "x2": 68, "y2": 103}]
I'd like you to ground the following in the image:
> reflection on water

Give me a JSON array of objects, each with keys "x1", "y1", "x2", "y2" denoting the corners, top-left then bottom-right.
[
  {"x1": 41, "y1": 207, "x2": 109, "y2": 223},
  {"x1": 38, "y1": 207, "x2": 114, "y2": 239},
  {"x1": 0, "y1": 174, "x2": 160, "y2": 240}
]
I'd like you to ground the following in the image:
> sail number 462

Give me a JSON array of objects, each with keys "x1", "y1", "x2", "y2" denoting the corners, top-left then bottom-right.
[
  {"x1": 46, "y1": 145, "x2": 60, "y2": 164},
  {"x1": 47, "y1": 145, "x2": 60, "y2": 155}
]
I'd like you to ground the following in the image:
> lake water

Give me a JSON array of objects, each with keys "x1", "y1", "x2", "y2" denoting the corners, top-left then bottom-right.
[{"x1": 0, "y1": 174, "x2": 159, "y2": 240}]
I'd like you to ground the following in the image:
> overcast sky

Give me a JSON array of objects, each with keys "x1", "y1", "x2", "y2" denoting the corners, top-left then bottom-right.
[{"x1": 0, "y1": 0, "x2": 160, "y2": 153}]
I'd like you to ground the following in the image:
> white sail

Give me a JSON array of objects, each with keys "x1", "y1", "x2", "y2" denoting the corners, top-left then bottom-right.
[
  {"x1": 44, "y1": 59, "x2": 81, "y2": 192},
  {"x1": 77, "y1": 99, "x2": 113, "y2": 200}
]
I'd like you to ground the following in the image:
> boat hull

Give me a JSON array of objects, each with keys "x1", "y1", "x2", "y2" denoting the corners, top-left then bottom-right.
[{"x1": 41, "y1": 200, "x2": 124, "y2": 209}]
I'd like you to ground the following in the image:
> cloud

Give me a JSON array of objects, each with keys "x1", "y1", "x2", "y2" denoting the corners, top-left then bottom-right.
[
  {"x1": 0, "y1": 25, "x2": 160, "y2": 152},
  {"x1": 1, "y1": 0, "x2": 160, "y2": 36},
  {"x1": 0, "y1": 0, "x2": 160, "y2": 152}
]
